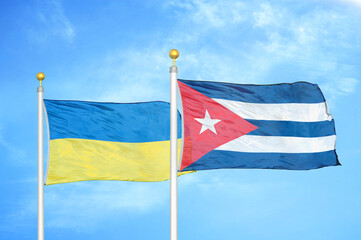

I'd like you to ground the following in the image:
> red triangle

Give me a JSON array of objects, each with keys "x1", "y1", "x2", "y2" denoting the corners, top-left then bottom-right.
[{"x1": 178, "y1": 81, "x2": 258, "y2": 171}]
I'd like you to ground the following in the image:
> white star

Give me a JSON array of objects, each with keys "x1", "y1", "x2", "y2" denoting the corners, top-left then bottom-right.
[{"x1": 195, "y1": 110, "x2": 221, "y2": 134}]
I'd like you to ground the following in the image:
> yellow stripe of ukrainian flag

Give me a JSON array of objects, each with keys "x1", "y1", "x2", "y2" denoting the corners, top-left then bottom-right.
[{"x1": 46, "y1": 138, "x2": 188, "y2": 185}]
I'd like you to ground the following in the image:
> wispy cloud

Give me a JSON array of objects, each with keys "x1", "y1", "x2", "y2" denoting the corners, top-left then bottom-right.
[
  {"x1": 28, "y1": 0, "x2": 75, "y2": 43},
  {"x1": 4, "y1": 181, "x2": 169, "y2": 231},
  {"x1": 4, "y1": 172, "x2": 289, "y2": 232},
  {"x1": 253, "y1": 2, "x2": 285, "y2": 28},
  {"x1": 165, "y1": 0, "x2": 246, "y2": 28},
  {"x1": 0, "y1": 127, "x2": 26, "y2": 161},
  {"x1": 44, "y1": 181, "x2": 168, "y2": 229},
  {"x1": 320, "y1": 77, "x2": 358, "y2": 107},
  {"x1": 162, "y1": 1, "x2": 361, "y2": 98},
  {"x1": 94, "y1": 47, "x2": 173, "y2": 103},
  {"x1": 53, "y1": 0, "x2": 359, "y2": 108},
  {"x1": 332, "y1": 0, "x2": 361, "y2": 8},
  {"x1": 178, "y1": 170, "x2": 296, "y2": 222}
]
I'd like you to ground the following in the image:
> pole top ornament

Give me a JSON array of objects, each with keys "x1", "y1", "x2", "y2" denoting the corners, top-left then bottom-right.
[
  {"x1": 37, "y1": 72, "x2": 45, "y2": 86},
  {"x1": 169, "y1": 49, "x2": 179, "y2": 66}
]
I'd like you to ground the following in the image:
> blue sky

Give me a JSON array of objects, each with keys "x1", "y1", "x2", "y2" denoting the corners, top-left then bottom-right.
[{"x1": 1, "y1": 0, "x2": 361, "y2": 239}]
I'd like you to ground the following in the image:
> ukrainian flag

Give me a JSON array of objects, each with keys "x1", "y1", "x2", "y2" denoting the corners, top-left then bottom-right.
[{"x1": 44, "y1": 99, "x2": 187, "y2": 185}]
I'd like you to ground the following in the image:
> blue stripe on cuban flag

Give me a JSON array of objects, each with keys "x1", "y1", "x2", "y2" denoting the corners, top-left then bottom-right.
[{"x1": 178, "y1": 79, "x2": 339, "y2": 171}]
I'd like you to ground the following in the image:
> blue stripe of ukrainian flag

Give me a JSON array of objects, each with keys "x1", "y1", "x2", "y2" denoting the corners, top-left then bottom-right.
[{"x1": 44, "y1": 99, "x2": 188, "y2": 185}]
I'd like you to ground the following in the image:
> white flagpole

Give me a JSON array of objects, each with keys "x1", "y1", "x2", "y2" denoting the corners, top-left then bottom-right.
[
  {"x1": 169, "y1": 49, "x2": 179, "y2": 240},
  {"x1": 37, "y1": 72, "x2": 45, "y2": 240}
]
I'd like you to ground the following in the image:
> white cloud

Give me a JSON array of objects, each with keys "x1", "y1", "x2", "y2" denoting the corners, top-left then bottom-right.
[
  {"x1": 320, "y1": 77, "x2": 359, "y2": 107},
  {"x1": 4, "y1": 172, "x2": 290, "y2": 232},
  {"x1": 44, "y1": 181, "x2": 169, "y2": 229},
  {"x1": 29, "y1": 0, "x2": 75, "y2": 43},
  {"x1": 253, "y1": 2, "x2": 284, "y2": 28},
  {"x1": 0, "y1": 127, "x2": 26, "y2": 161},
  {"x1": 165, "y1": 0, "x2": 246, "y2": 28},
  {"x1": 248, "y1": 3, "x2": 361, "y2": 107},
  {"x1": 85, "y1": 0, "x2": 360, "y2": 108},
  {"x1": 339, "y1": 78, "x2": 358, "y2": 93},
  {"x1": 91, "y1": 47, "x2": 172, "y2": 103},
  {"x1": 4, "y1": 181, "x2": 169, "y2": 231},
  {"x1": 333, "y1": 0, "x2": 361, "y2": 7}
]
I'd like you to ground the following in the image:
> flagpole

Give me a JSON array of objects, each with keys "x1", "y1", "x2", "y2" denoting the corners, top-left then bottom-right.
[
  {"x1": 169, "y1": 49, "x2": 179, "y2": 240},
  {"x1": 37, "y1": 72, "x2": 45, "y2": 240}
]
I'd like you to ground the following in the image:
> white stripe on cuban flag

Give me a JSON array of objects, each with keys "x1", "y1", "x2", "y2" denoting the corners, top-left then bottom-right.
[
  {"x1": 216, "y1": 135, "x2": 336, "y2": 153},
  {"x1": 214, "y1": 99, "x2": 333, "y2": 122}
]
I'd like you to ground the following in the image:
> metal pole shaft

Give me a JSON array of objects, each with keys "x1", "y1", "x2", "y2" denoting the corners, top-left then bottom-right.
[
  {"x1": 37, "y1": 86, "x2": 44, "y2": 240},
  {"x1": 170, "y1": 65, "x2": 178, "y2": 240}
]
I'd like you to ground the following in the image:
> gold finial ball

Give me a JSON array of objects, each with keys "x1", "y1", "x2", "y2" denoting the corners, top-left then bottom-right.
[
  {"x1": 169, "y1": 49, "x2": 179, "y2": 60},
  {"x1": 36, "y1": 72, "x2": 45, "y2": 81}
]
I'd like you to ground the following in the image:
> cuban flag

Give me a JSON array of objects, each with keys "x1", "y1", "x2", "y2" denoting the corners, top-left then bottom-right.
[{"x1": 178, "y1": 79, "x2": 339, "y2": 172}]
